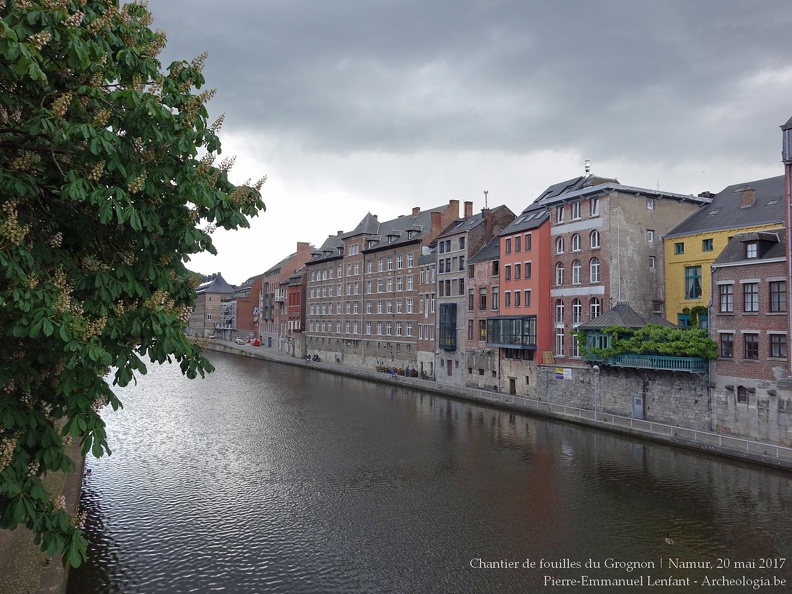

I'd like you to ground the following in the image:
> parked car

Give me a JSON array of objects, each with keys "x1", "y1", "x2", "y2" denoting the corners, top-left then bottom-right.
[
  {"x1": 251, "y1": 339, "x2": 261, "y2": 346},
  {"x1": 235, "y1": 338, "x2": 245, "y2": 345}
]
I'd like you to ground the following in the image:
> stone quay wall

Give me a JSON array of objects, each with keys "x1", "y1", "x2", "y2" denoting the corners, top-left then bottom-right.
[{"x1": 206, "y1": 341, "x2": 792, "y2": 471}]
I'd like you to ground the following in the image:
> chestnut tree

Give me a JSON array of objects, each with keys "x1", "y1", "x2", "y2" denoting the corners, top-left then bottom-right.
[{"x1": 0, "y1": 0, "x2": 265, "y2": 566}]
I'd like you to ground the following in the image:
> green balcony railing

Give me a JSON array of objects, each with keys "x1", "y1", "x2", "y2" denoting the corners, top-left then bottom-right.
[{"x1": 584, "y1": 353, "x2": 708, "y2": 373}]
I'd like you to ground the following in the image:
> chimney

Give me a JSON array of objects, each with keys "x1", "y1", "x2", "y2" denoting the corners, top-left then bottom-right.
[
  {"x1": 485, "y1": 210, "x2": 493, "y2": 235},
  {"x1": 412, "y1": 207, "x2": 420, "y2": 217},
  {"x1": 431, "y1": 211, "x2": 441, "y2": 234},
  {"x1": 464, "y1": 201, "x2": 473, "y2": 218},
  {"x1": 738, "y1": 187, "x2": 756, "y2": 208},
  {"x1": 449, "y1": 199, "x2": 460, "y2": 217},
  {"x1": 337, "y1": 230, "x2": 344, "y2": 236}
]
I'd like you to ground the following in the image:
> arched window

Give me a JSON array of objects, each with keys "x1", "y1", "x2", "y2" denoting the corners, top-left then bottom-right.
[
  {"x1": 556, "y1": 236, "x2": 564, "y2": 254},
  {"x1": 572, "y1": 260, "x2": 581, "y2": 284},
  {"x1": 555, "y1": 262, "x2": 565, "y2": 285},
  {"x1": 572, "y1": 233, "x2": 581, "y2": 252},
  {"x1": 572, "y1": 298, "x2": 582, "y2": 325},
  {"x1": 590, "y1": 257, "x2": 600, "y2": 283},
  {"x1": 590, "y1": 229, "x2": 600, "y2": 248},
  {"x1": 555, "y1": 299, "x2": 565, "y2": 323},
  {"x1": 590, "y1": 297, "x2": 601, "y2": 319}
]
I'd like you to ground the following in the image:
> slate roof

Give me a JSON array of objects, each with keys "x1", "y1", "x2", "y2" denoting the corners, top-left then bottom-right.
[
  {"x1": 577, "y1": 303, "x2": 653, "y2": 330},
  {"x1": 469, "y1": 235, "x2": 500, "y2": 263},
  {"x1": 436, "y1": 205, "x2": 512, "y2": 239},
  {"x1": 311, "y1": 203, "x2": 453, "y2": 264},
  {"x1": 664, "y1": 175, "x2": 785, "y2": 239},
  {"x1": 196, "y1": 272, "x2": 235, "y2": 295},
  {"x1": 712, "y1": 230, "x2": 786, "y2": 266},
  {"x1": 498, "y1": 174, "x2": 619, "y2": 237}
]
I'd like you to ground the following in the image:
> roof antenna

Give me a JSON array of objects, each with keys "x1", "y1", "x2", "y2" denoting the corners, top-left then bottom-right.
[
  {"x1": 483, "y1": 190, "x2": 488, "y2": 209},
  {"x1": 584, "y1": 160, "x2": 591, "y2": 174}
]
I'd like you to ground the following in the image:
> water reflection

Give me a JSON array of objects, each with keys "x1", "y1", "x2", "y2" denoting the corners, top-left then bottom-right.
[{"x1": 68, "y1": 352, "x2": 792, "y2": 593}]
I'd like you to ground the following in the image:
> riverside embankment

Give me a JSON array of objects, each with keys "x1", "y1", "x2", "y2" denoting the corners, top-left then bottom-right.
[
  {"x1": 207, "y1": 340, "x2": 792, "y2": 471},
  {"x1": 0, "y1": 438, "x2": 84, "y2": 594}
]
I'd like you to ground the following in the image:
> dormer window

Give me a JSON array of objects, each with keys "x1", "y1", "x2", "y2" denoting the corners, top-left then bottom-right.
[{"x1": 746, "y1": 242, "x2": 758, "y2": 258}]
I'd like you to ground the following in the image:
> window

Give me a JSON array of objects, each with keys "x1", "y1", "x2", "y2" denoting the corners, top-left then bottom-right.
[
  {"x1": 407, "y1": 253, "x2": 414, "y2": 267},
  {"x1": 555, "y1": 262, "x2": 565, "y2": 285},
  {"x1": 647, "y1": 198, "x2": 654, "y2": 210},
  {"x1": 555, "y1": 327, "x2": 565, "y2": 357},
  {"x1": 702, "y1": 238, "x2": 713, "y2": 252},
  {"x1": 590, "y1": 230, "x2": 600, "y2": 249},
  {"x1": 525, "y1": 261, "x2": 532, "y2": 279},
  {"x1": 524, "y1": 289, "x2": 531, "y2": 307},
  {"x1": 514, "y1": 263, "x2": 521, "y2": 280},
  {"x1": 684, "y1": 266, "x2": 702, "y2": 299},
  {"x1": 770, "y1": 281, "x2": 786, "y2": 312},
  {"x1": 572, "y1": 299, "x2": 582, "y2": 325},
  {"x1": 744, "y1": 333, "x2": 759, "y2": 360},
  {"x1": 649, "y1": 256, "x2": 656, "y2": 269},
  {"x1": 505, "y1": 238, "x2": 512, "y2": 254},
  {"x1": 468, "y1": 289, "x2": 474, "y2": 311},
  {"x1": 468, "y1": 320, "x2": 474, "y2": 340},
  {"x1": 479, "y1": 320, "x2": 486, "y2": 341},
  {"x1": 590, "y1": 257, "x2": 600, "y2": 283},
  {"x1": 555, "y1": 205, "x2": 564, "y2": 223},
  {"x1": 514, "y1": 290, "x2": 521, "y2": 307},
  {"x1": 504, "y1": 265, "x2": 511, "y2": 281},
  {"x1": 504, "y1": 291, "x2": 511, "y2": 308},
  {"x1": 719, "y1": 284, "x2": 734, "y2": 313},
  {"x1": 459, "y1": 236, "x2": 465, "y2": 250},
  {"x1": 590, "y1": 198, "x2": 599, "y2": 216},
  {"x1": 492, "y1": 286, "x2": 499, "y2": 310},
  {"x1": 556, "y1": 237, "x2": 564, "y2": 254},
  {"x1": 572, "y1": 201, "x2": 581, "y2": 220},
  {"x1": 674, "y1": 242, "x2": 684, "y2": 255},
  {"x1": 555, "y1": 299, "x2": 564, "y2": 323},
  {"x1": 479, "y1": 288, "x2": 487, "y2": 311},
  {"x1": 572, "y1": 233, "x2": 581, "y2": 252},
  {"x1": 525, "y1": 233, "x2": 532, "y2": 251},
  {"x1": 590, "y1": 298, "x2": 601, "y2": 319},
  {"x1": 514, "y1": 235, "x2": 521, "y2": 252},
  {"x1": 743, "y1": 282, "x2": 759, "y2": 312},
  {"x1": 647, "y1": 230, "x2": 655, "y2": 243},
  {"x1": 572, "y1": 260, "x2": 581, "y2": 284},
  {"x1": 387, "y1": 256, "x2": 393, "y2": 270},
  {"x1": 397, "y1": 255, "x2": 403, "y2": 269},
  {"x1": 720, "y1": 333, "x2": 734, "y2": 358},
  {"x1": 746, "y1": 243, "x2": 758, "y2": 259},
  {"x1": 770, "y1": 334, "x2": 787, "y2": 358}
]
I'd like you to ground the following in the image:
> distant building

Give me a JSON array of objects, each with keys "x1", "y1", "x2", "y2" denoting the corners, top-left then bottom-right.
[
  {"x1": 710, "y1": 231, "x2": 789, "y2": 443},
  {"x1": 545, "y1": 175, "x2": 709, "y2": 363},
  {"x1": 188, "y1": 272, "x2": 235, "y2": 337},
  {"x1": 259, "y1": 242, "x2": 314, "y2": 349},
  {"x1": 235, "y1": 273, "x2": 265, "y2": 339},
  {"x1": 435, "y1": 204, "x2": 515, "y2": 387},
  {"x1": 664, "y1": 175, "x2": 785, "y2": 327},
  {"x1": 305, "y1": 200, "x2": 461, "y2": 370}
]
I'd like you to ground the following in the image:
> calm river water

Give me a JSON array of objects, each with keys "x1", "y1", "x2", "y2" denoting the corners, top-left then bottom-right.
[{"x1": 67, "y1": 351, "x2": 792, "y2": 593}]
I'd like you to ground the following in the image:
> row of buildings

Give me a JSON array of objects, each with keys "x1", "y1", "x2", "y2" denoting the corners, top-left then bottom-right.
[{"x1": 188, "y1": 117, "x2": 792, "y2": 447}]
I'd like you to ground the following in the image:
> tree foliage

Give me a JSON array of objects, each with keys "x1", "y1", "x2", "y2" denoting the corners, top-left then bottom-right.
[
  {"x1": 0, "y1": 0, "x2": 265, "y2": 566},
  {"x1": 577, "y1": 325, "x2": 719, "y2": 361}
]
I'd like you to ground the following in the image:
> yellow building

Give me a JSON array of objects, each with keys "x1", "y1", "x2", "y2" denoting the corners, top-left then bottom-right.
[{"x1": 663, "y1": 176, "x2": 785, "y2": 327}]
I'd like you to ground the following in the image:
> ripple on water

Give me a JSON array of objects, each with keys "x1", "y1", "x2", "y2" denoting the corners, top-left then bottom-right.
[{"x1": 68, "y1": 354, "x2": 792, "y2": 594}]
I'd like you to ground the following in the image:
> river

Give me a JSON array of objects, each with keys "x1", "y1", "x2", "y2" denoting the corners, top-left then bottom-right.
[{"x1": 67, "y1": 351, "x2": 792, "y2": 593}]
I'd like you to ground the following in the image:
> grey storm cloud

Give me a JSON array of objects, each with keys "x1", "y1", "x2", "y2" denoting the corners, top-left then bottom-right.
[{"x1": 148, "y1": 0, "x2": 792, "y2": 166}]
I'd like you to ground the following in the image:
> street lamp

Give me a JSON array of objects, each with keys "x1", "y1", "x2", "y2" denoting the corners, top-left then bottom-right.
[{"x1": 592, "y1": 365, "x2": 600, "y2": 419}]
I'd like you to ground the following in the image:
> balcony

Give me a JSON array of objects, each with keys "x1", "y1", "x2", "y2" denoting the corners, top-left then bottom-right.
[{"x1": 584, "y1": 353, "x2": 708, "y2": 373}]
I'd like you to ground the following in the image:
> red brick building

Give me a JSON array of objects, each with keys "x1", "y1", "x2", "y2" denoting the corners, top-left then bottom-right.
[{"x1": 305, "y1": 200, "x2": 461, "y2": 370}]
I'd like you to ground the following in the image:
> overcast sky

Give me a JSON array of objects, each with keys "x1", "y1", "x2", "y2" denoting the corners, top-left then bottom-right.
[{"x1": 146, "y1": 0, "x2": 792, "y2": 285}]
